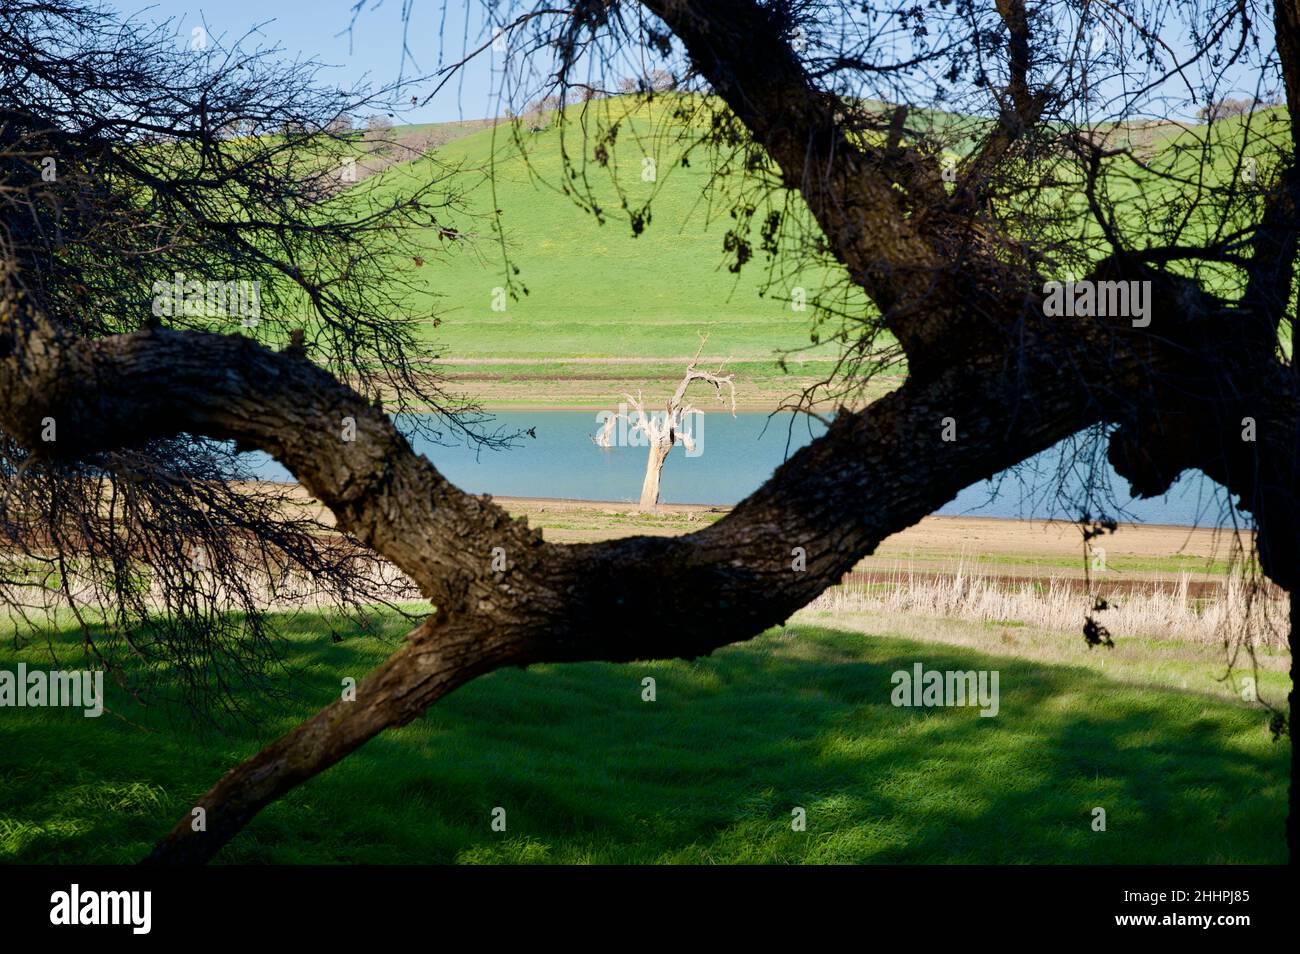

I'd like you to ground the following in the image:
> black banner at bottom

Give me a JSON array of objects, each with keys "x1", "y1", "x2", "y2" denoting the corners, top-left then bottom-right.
[{"x1": 0, "y1": 864, "x2": 1286, "y2": 941}]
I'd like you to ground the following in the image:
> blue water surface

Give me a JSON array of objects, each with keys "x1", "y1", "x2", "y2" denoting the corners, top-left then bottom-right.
[{"x1": 246, "y1": 410, "x2": 1230, "y2": 527}]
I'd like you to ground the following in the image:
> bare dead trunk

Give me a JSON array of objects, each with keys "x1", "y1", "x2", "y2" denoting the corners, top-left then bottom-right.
[
  {"x1": 639, "y1": 437, "x2": 672, "y2": 510},
  {"x1": 626, "y1": 337, "x2": 736, "y2": 512}
]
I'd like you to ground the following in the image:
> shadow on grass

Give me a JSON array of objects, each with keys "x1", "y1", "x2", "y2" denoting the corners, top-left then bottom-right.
[{"x1": 0, "y1": 617, "x2": 1289, "y2": 864}]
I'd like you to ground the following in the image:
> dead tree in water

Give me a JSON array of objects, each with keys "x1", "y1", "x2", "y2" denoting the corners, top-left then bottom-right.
[{"x1": 619, "y1": 338, "x2": 736, "y2": 510}]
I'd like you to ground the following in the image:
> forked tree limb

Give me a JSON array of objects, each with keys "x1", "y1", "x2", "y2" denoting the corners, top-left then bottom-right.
[
  {"x1": 3, "y1": 318, "x2": 1099, "y2": 865},
  {"x1": 955, "y1": 0, "x2": 1046, "y2": 206},
  {"x1": 2, "y1": 265, "x2": 1293, "y2": 864},
  {"x1": 639, "y1": 0, "x2": 1298, "y2": 594}
]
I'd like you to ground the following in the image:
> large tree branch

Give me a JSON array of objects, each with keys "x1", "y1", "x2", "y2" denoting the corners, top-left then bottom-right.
[
  {"x1": 953, "y1": 0, "x2": 1047, "y2": 209},
  {"x1": 636, "y1": 0, "x2": 954, "y2": 367},
  {"x1": 0, "y1": 297, "x2": 1090, "y2": 861},
  {"x1": 635, "y1": 0, "x2": 1296, "y2": 592},
  {"x1": 637, "y1": 0, "x2": 1056, "y2": 383},
  {"x1": 1242, "y1": 0, "x2": 1300, "y2": 346},
  {"x1": 8, "y1": 262, "x2": 1294, "y2": 863}
]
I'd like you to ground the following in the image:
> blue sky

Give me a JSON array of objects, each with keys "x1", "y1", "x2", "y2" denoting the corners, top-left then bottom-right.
[
  {"x1": 107, "y1": 1, "x2": 1272, "y2": 126},
  {"x1": 109, "y1": 0, "x2": 500, "y2": 123}
]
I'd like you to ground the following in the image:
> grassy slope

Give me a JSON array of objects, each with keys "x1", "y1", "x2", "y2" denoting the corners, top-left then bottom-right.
[
  {"x1": 326, "y1": 101, "x2": 1289, "y2": 407},
  {"x1": 0, "y1": 612, "x2": 1286, "y2": 864},
  {"x1": 361, "y1": 103, "x2": 1283, "y2": 356},
  {"x1": 338, "y1": 100, "x2": 881, "y2": 406},
  {"x1": 366, "y1": 98, "x2": 864, "y2": 362}
]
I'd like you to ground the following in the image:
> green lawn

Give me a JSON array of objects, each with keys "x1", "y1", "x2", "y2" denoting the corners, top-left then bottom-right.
[{"x1": 0, "y1": 613, "x2": 1287, "y2": 863}]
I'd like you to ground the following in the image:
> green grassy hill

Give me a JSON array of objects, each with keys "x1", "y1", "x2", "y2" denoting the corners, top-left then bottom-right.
[
  {"x1": 322, "y1": 98, "x2": 1288, "y2": 406},
  {"x1": 376, "y1": 99, "x2": 861, "y2": 362},
  {"x1": 331, "y1": 97, "x2": 876, "y2": 405}
]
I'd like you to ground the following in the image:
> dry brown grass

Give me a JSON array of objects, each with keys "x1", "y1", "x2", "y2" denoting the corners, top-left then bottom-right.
[{"x1": 802, "y1": 559, "x2": 1289, "y2": 650}]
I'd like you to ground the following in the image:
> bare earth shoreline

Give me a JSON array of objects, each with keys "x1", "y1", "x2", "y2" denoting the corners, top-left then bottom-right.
[
  {"x1": 492, "y1": 495, "x2": 1248, "y2": 585},
  {"x1": 250, "y1": 469, "x2": 1247, "y2": 586}
]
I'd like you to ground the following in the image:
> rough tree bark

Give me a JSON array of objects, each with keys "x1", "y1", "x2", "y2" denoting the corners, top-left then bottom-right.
[{"x1": 0, "y1": 0, "x2": 1294, "y2": 863}]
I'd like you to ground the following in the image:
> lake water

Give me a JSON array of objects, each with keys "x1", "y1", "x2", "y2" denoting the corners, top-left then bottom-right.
[{"x1": 248, "y1": 410, "x2": 1231, "y2": 527}]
